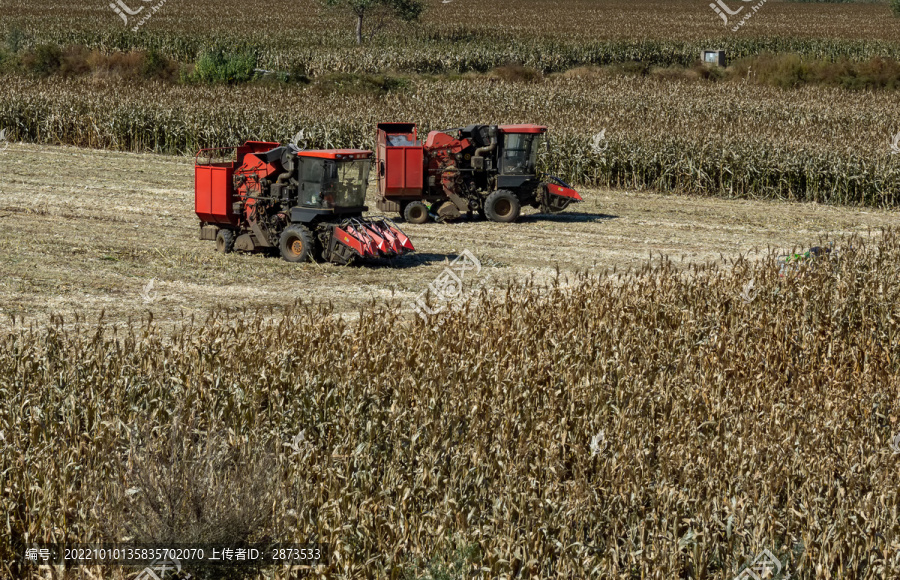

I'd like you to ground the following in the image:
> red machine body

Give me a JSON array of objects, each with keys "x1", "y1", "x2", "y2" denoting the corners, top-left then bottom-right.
[
  {"x1": 376, "y1": 123, "x2": 424, "y2": 198},
  {"x1": 195, "y1": 141, "x2": 414, "y2": 264},
  {"x1": 195, "y1": 141, "x2": 277, "y2": 227},
  {"x1": 375, "y1": 122, "x2": 582, "y2": 224}
]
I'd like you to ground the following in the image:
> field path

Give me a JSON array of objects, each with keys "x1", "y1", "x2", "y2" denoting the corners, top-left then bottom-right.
[{"x1": 1, "y1": 143, "x2": 896, "y2": 329}]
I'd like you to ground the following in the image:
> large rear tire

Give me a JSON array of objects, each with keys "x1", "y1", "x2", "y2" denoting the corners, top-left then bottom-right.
[
  {"x1": 215, "y1": 229, "x2": 235, "y2": 254},
  {"x1": 403, "y1": 201, "x2": 429, "y2": 224},
  {"x1": 484, "y1": 190, "x2": 521, "y2": 223},
  {"x1": 279, "y1": 224, "x2": 314, "y2": 263}
]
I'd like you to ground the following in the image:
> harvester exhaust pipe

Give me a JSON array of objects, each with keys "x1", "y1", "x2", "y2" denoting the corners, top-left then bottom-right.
[{"x1": 471, "y1": 126, "x2": 497, "y2": 171}]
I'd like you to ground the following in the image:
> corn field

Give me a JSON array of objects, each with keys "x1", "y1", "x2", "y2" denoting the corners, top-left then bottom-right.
[
  {"x1": 2, "y1": 74, "x2": 899, "y2": 206},
  {"x1": 4, "y1": 0, "x2": 900, "y2": 73},
  {"x1": 3, "y1": 230, "x2": 900, "y2": 578},
  {"x1": 3, "y1": 1, "x2": 900, "y2": 579}
]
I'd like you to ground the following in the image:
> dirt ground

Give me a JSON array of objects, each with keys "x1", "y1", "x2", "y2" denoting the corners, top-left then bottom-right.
[{"x1": 1, "y1": 143, "x2": 896, "y2": 331}]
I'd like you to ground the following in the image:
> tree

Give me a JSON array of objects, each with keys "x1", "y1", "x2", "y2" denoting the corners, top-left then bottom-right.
[{"x1": 323, "y1": 0, "x2": 425, "y2": 45}]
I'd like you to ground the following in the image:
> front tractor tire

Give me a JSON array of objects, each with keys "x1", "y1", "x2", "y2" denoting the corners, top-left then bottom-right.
[
  {"x1": 484, "y1": 190, "x2": 521, "y2": 223},
  {"x1": 403, "y1": 201, "x2": 429, "y2": 225},
  {"x1": 279, "y1": 225, "x2": 314, "y2": 263},
  {"x1": 216, "y1": 229, "x2": 235, "y2": 254}
]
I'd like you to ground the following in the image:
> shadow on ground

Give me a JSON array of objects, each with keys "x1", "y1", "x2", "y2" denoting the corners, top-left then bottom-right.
[
  {"x1": 519, "y1": 212, "x2": 619, "y2": 223},
  {"x1": 392, "y1": 212, "x2": 619, "y2": 226},
  {"x1": 359, "y1": 252, "x2": 455, "y2": 269}
]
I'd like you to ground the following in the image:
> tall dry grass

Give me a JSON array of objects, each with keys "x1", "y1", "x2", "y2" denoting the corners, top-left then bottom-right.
[{"x1": 2, "y1": 231, "x2": 900, "y2": 578}]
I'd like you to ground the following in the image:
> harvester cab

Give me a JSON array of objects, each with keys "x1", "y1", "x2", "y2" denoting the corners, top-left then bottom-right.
[
  {"x1": 374, "y1": 122, "x2": 582, "y2": 224},
  {"x1": 496, "y1": 126, "x2": 543, "y2": 177},
  {"x1": 195, "y1": 141, "x2": 414, "y2": 265},
  {"x1": 286, "y1": 149, "x2": 371, "y2": 214}
]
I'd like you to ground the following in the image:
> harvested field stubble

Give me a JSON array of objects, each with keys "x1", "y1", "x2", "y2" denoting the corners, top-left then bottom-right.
[
  {"x1": 3, "y1": 230, "x2": 900, "y2": 578},
  {"x1": 2, "y1": 74, "x2": 900, "y2": 205}
]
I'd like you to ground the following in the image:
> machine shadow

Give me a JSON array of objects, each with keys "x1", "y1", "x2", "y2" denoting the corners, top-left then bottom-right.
[
  {"x1": 517, "y1": 211, "x2": 619, "y2": 223},
  {"x1": 361, "y1": 252, "x2": 455, "y2": 269}
]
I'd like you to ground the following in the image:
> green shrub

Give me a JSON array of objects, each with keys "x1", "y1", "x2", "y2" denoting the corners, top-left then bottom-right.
[
  {"x1": 191, "y1": 48, "x2": 257, "y2": 84},
  {"x1": 0, "y1": 48, "x2": 19, "y2": 74},
  {"x1": 23, "y1": 43, "x2": 62, "y2": 76},
  {"x1": 140, "y1": 48, "x2": 174, "y2": 80},
  {"x1": 5, "y1": 26, "x2": 24, "y2": 53},
  {"x1": 892, "y1": 0, "x2": 900, "y2": 17},
  {"x1": 285, "y1": 61, "x2": 311, "y2": 84}
]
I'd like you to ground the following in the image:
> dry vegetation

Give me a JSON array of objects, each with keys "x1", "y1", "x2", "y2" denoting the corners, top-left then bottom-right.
[
  {"x1": 4, "y1": 0, "x2": 900, "y2": 70},
  {"x1": 4, "y1": 0, "x2": 900, "y2": 204},
  {"x1": 4, "y1": 217, "x2": 900, "y2": 578},
  {"x1": 3, "y1": 73, "x2": 900, "y2": 205},
  {"x1": 3, "y1": 1, "x2": 900, "y2": 578}
]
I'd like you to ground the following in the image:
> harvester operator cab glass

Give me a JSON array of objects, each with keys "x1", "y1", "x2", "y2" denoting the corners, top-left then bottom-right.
[
  {"x1": 298, "y1": 158, "x2": 326, "y2": 207},
  {"x1": 322, "y1": 159, "x2": 371, "y2": 208},
  {"x1": 500, "y1": 133, "x2": 542, "y2": 176}
]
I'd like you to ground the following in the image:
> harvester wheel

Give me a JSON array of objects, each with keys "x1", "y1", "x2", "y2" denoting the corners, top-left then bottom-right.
[
  {"x1": 215, "y1": 229, "x2": 235, "y2": 254},
  {"x1": 279, "y1": 225, "x2": 313, "y2": 263},
  {"x1": 403, "y1": 201, "x2": 429, "y2": 225},
  {"x1": 484, "y1": 190, "x2": 521, "y2": 223}
]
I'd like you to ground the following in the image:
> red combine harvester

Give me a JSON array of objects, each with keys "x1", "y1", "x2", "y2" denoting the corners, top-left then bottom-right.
[
  {"x1": 195, "y1": 141, "x2": 414, "y2": 264},
  {"x1": 374, "y1": 123, "x2": 583, "y2": 224}
]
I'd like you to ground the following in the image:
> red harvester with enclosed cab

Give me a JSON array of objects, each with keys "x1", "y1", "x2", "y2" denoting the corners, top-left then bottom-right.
[
  {"x1": 374, "y1": 123, "x2": 583, "y2": 224},
  {"x1": 195, "y1": 141, "x2": 414, "y2": 264}
]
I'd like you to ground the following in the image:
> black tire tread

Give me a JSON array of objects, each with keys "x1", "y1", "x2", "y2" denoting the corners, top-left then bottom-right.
[
  {"x1": 484, "y1": 190, "x2": 521, "y2": 223},
  {"x1": 279, "y1": 224, "x2": 314, "y2": 263},
  {"x1": 216, "y1": 229, "x2": 235, "y2": 254},
  {"x1": 403, "y1": 201, "x2": 429, "y2": 225}
]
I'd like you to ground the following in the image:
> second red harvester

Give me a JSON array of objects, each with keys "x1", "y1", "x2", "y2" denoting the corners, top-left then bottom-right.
[{"x1": 374, "y1": 123, "x2": 583, "y2": 224}]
